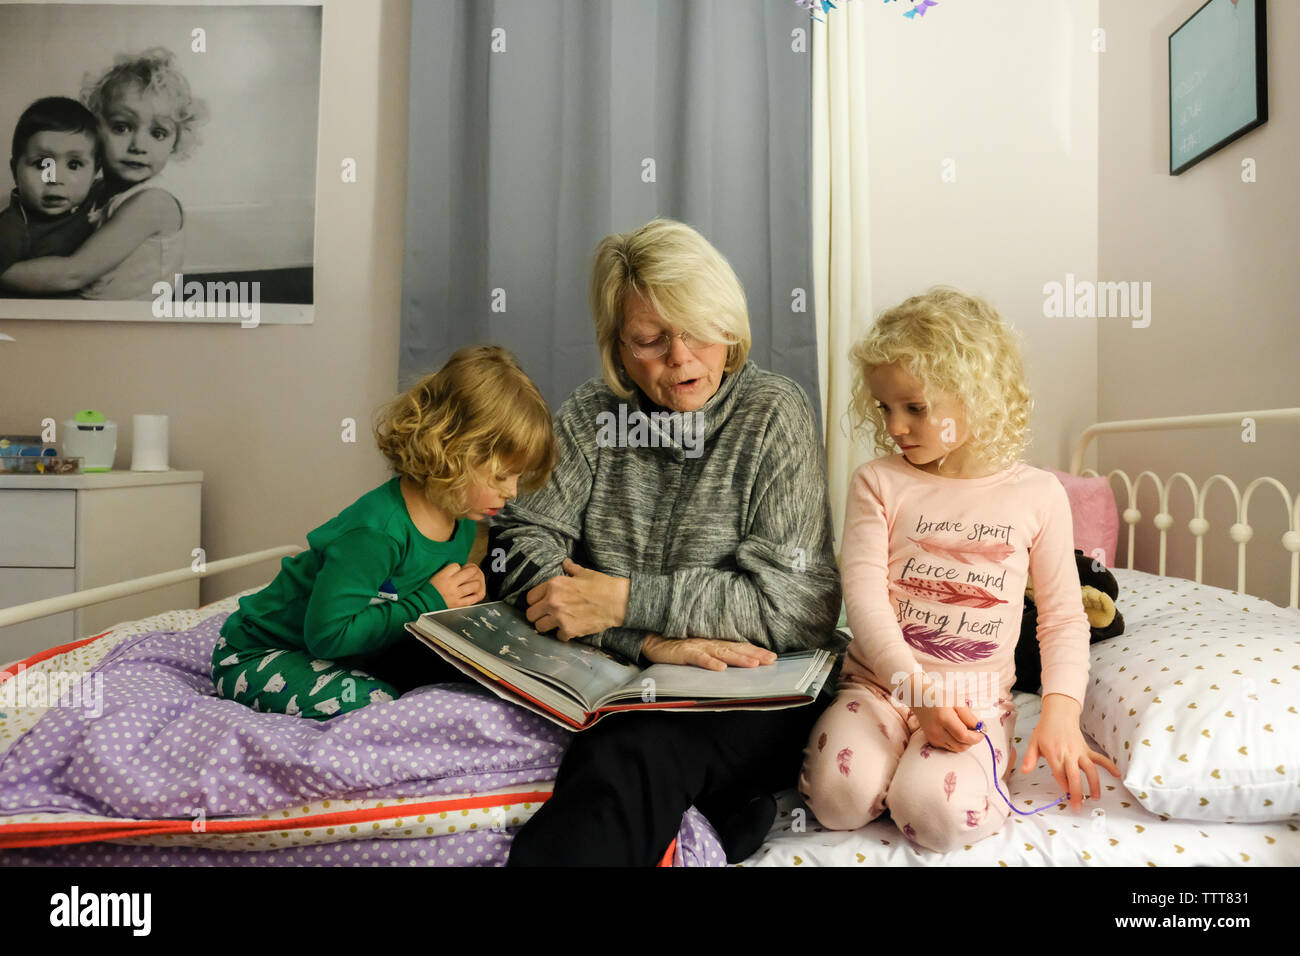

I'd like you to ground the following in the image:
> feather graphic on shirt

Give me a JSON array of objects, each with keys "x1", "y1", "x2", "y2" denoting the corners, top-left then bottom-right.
[
  {"x1": 234, "y1": 670, "x2": 248, "y2": 697},
  {"x1": 903, "y1": 823, "x2": 917, "y2": 842},
  {"x1": 901, "y1": 624, "x2": 997, "y2": 662},
  {"x1": 919, "y1": 742, "x2": 933, "y2": 759},
  {"x1": 837, "y1": 747, "x2": 853, "y2": 776},
  {"x1": 257, "y1": 650, "x2": 286, "y2": 672},
  {"x1": 943, "y1": 771, "x2": 956, "y2": 801},
  {"x1": 817, "y1": 732, "x2": 827, "y2": 752},
  {"x1": 286, "y1": 695, "x2": 300, "y2": 716},
  {"x1": 846, "y1": 700, "x2": 860, "y2": 713},
  {"x1": 907, "y1": 536, "x2": 1014, "y2": 565},
  {"x1": 892, "y1": 577, "x2": 1007, "y2": 608}
]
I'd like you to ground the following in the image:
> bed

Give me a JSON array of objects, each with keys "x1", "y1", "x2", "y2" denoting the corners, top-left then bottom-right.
[
  {"x1": 744, "y1": 407, "x2": 1300, "y2": 866},
  {"x1": 1, "y1": 407, "x2": 1297, "y2": 867}
]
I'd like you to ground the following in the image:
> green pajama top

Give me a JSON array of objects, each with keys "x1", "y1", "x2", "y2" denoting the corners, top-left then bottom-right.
[{"x1": 220, "y1": 477, "x2": 476, "y2": 660}]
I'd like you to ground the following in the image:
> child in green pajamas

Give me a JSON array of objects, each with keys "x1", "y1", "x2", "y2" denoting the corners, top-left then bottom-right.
[{"x1": 211, "y1": 345, "x2": 556, "y2": 719}]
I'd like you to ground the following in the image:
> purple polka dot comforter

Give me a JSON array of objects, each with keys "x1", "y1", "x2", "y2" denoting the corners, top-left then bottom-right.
[{"x1": 0, "y1": 606, "x2": 725, "y2": 866}]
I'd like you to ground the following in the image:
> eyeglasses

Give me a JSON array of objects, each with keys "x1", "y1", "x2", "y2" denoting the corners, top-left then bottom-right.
[{"x1": 620, "y1": 329, "x2": 712, "y2": 360}]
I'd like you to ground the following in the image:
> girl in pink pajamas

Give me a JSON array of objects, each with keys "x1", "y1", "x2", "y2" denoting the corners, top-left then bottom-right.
[{"x1": 800, "y1": 287, "x2": 1119, "y2": 852}]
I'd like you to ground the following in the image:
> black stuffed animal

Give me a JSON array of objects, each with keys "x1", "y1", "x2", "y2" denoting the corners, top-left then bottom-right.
[{"x1": 1013, "y1": 549, "x2": 1125, "y2": 694}]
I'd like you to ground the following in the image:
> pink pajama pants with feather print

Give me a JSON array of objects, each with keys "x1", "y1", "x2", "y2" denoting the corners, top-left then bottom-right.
[{"x1": 798, "y1": 678, "x2": 1019, "y2": 852}]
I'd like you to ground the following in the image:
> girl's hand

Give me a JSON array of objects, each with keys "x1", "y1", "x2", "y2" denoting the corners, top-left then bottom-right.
[
  {"x1": 524, "y1": 558, "x2": 630, "y2": 641},
  {"x1": 640, "y1": 634, "x2": 777, "y2": 671},
  {"x1": 431, "y1": 563, "x2": 486, "y2": 609},
  {"x1": 905, "y1": 673, "x2": 983, "y2": 753},
  {"x1": 1021, "y1": 693, "x2": 1120, "y2": 811}
]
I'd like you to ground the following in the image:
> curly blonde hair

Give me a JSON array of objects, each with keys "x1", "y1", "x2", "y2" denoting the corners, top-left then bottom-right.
[
  {"x1": 81, "y1": 47, "x2": 208, "y2": 161},
  {"x1": 589, "y1": 218, "x2": 751, "y2": 398},
  {"x1": 848, "y1": 287, "x2": 1032, "y2": 470},
  {"x1": 374, "y1": 346, "x2": 556, "y2": 516}
]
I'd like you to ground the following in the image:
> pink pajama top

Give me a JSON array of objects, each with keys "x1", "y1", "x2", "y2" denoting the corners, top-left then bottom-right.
[{"x1": 840, "y1": 454, "x2": 1090, "y2": 706}]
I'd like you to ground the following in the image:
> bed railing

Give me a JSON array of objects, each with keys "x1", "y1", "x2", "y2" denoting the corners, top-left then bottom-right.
[
  {"x1": 0, "y1": 546, "x2": 301, "y2": 629},
  {"x1": 1069, "y1": 407, "x2": 1300, "y2": 608}
]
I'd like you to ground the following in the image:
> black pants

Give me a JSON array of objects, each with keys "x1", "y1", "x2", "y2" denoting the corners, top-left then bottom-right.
[{"x1": 506, "y1": 697, "x2": 828, "y2": 867}]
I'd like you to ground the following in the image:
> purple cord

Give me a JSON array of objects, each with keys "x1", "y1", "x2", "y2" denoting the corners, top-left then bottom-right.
[{"x1": 974, "y1": 720, "x2": 1069, "y2": 816}]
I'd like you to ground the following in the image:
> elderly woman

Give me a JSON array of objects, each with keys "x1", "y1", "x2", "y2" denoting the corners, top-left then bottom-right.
[{"x1": 488, "y1": 218, "x2": 842, "y2": 866}]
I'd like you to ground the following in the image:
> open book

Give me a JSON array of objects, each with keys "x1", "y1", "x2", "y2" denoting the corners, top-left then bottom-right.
[{"x1": 405, "y1": 601, "x2": 838, "y2": 731}]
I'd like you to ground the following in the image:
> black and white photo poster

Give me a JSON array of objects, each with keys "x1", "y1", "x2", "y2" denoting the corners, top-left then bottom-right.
[{"x1": 0, "y1": 0, "x2": 322, "y2": 324}]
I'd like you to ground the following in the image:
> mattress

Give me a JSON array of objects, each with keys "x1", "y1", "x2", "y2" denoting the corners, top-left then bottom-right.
[{"x1": 739, "y1": 568, "x2": 1300, "y2": 866}]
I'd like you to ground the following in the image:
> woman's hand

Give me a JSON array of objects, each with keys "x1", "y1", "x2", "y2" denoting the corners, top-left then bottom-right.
[
  {"x1": 524, "y1": 558, "x2": 630, "y2": 641},
  {"x1": 640, "y1": 633, "x2": 777, "y2": 671},
  {"x1": 1021, "y1": 693, "x2": 1120, "y2": 811},
  {"x1": 431, "y1": 562, "x2": 486, "y2": 609}
]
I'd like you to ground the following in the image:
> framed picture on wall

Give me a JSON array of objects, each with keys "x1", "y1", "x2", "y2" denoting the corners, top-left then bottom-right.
[
  {"x1": 1169, "y1": 0, "x2": 1268, "y2": 176},
  {"x1": 0, "y1": 0, "x2": 322, "y2": 324}
]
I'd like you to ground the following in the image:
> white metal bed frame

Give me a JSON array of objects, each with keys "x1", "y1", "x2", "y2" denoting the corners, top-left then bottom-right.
[
  {"x1": 1069, "y1": 407, "x2": 1300, "y2": 608},
  {"x1": 1, "y1": 407, "x2": 1297, "y2": 632}
]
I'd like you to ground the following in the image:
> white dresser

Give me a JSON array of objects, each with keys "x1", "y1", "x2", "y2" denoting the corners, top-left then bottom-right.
[{"x1": 0, "y1": 470, "x2": 202, "y2": 665}]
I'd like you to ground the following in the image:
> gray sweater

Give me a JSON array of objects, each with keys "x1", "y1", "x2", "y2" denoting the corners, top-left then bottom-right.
[{"x1": 490, "y1": 360, "x2": 843, "y2": 663}]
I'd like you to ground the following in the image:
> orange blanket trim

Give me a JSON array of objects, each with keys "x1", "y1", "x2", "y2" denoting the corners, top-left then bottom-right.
[
  {"x1": 0, "y1": 629, "x2": 116, "y2": 681},
  {"x1": 0, "y1": 789, "x2": 555, "y2": 849},
  {"x1": 657, "y1": 838, "x2": 677, "y2": 867}
]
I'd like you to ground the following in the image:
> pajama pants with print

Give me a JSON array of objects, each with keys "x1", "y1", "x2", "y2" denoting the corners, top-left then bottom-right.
[
  {"x1": 210, "y1": 632, "x2": 465, "y2": 720},
  {"x1": 798, "y1": 677, "x2": 1019, "y2": 852}
]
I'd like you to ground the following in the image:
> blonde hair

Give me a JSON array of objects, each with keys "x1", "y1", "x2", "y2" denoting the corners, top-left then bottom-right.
[
  {"x1": 589, "y1": 218, "x2": 751, "y2": 398},
  {"x1": 848, "y1": 287, "x2": 1032, "y2": 470},
  {"x1": 374, "y1": 346, "x2": 555, "y2": 515},
  {"x1": 82, "y1": 47, "x2": 208, "y2": 161}
]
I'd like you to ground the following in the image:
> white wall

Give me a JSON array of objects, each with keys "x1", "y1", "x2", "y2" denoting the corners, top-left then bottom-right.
[{"x1": 861, "y1": 0, "x2": 1100, "y2": 473}]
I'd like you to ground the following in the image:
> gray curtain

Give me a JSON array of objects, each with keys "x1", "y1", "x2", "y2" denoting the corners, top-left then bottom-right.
[{"x1": 401, "y1": 0, "x2": 818, "y2": 423}]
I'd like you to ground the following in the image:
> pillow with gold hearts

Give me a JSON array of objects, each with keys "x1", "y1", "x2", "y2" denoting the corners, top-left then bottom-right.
[{"x1": 1079, "y1": 569, "x2": 1300, "y2": 823}]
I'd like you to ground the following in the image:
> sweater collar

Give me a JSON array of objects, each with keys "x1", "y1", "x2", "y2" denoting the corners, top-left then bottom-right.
[{"x1": 629, "y1": 360, "x2": 755, "y2": 460}]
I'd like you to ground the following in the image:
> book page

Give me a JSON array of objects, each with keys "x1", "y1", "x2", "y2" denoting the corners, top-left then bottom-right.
[
  {"x1": 426, "y1": 603, "x2": 642, "y2": 706},
  {"x1": 625, "y1": 650, "x2": 826, "y2": 703}
]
